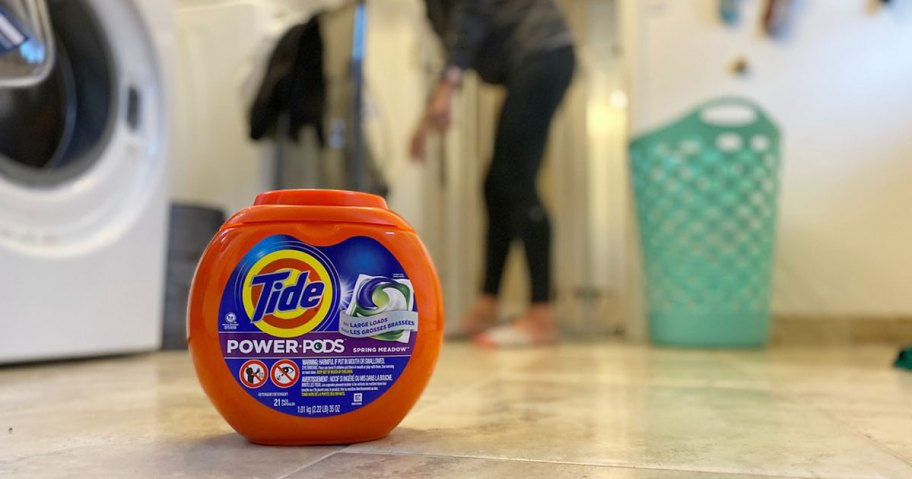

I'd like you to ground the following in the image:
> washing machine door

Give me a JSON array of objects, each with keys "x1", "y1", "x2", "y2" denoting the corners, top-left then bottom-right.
[
  {"x1": 0, "y1": 0, "x2": 170, "y2": 362},
  {"x1": 0, "y1": 0, "x2": 167, "y2": 257}
]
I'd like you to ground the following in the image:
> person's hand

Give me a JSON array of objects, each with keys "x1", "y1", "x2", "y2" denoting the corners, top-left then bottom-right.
[
  {"x1": 410, "y1": 121, "x2": 428, "y2": 162},
  {"x1": 427, "y1": 81, "x2": 455, "y2": 132},
  {"x1": 410, "y1": 70, "x2": 461, "y2": 161}
]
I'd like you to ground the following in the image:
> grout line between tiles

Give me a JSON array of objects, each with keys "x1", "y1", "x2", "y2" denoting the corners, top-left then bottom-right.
[
  {"x1": 275, "y1": 449, "x2": 343, "y2": 479},
  {"x1": 336, "y1": 449, "x2": 839, "y2": 479},
  {"x1": 807, "y1": 402, "x2": 912, "y2": 469},
  {"x1": 723, "y1": 361, "x2": 912, "y2": 475}
]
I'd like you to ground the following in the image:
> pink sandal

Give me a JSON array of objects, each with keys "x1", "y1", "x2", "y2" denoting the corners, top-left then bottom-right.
[{"x1": 473, "y1": 322, "x2": 559, "y2": 348}]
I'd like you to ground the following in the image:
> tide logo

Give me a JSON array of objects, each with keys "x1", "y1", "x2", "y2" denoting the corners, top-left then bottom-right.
[{"x1": 241, "y1": 249, "x2": 335, "y2": 338}]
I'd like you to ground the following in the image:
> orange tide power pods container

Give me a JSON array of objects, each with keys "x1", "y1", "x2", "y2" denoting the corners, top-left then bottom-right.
[{"x1": 188, "y1": 190, "x2": 444, "y2": 445}]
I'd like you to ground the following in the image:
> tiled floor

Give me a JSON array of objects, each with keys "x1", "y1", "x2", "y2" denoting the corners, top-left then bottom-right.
[{"x1": 1, "y1": 343, "x2": 911, "y2": 478}]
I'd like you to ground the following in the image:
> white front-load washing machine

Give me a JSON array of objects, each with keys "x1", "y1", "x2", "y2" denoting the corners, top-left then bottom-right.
[{"x1": 0, "y1": 0, "x2": 173, "y2": 363}]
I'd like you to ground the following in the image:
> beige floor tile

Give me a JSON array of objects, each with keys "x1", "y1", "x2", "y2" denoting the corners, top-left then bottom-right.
[
  {"x1": 0, "y1": 353, "x2": 341, "y2": 478},
  {"x1": 0, "y1": 353, "x2": 227, "y2": 461},
  {"x1": 2, "y1": 345, "x2": 911, "y2": 478},
  {"x1": 721, "y1": 346, "x2": 912, "y2": 412},
  {"x1": 294, "y1": 452, "x2": 787, "y2": 478},
  {"x1": 414, "y1": 343, "x2": 502, "y2": 407},
  {"x1": 349, "y1": 379, "x2": 912, "y2": 478},
  {"x1": 436, "y1": 342, "x2": 765, "y2": 390},
  {"x1": 1, "y1": 391, "x2": 235, "y2": 461},
  {"x1": 0, "y1": 435, "x2": 338, "y2": 479},
  {"x1": 819, "y1": 408, "x2": 912, "y2": 464}
]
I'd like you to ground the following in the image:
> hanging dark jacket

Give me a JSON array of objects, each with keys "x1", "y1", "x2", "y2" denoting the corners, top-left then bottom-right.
[{"x1": 249, "y1": 16, "x2": 326, "y2": 144}]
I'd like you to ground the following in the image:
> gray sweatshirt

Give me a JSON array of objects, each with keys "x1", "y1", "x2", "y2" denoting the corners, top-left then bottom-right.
[{"x1": 425, "y1": 0, "x2": 573, "y2": 85}]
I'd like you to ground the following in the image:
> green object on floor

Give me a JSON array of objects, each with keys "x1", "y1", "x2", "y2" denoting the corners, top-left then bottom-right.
[
  {"x1": 895, "y1": 346, "x2": 912, "y2": 371},
  {"x1": 630, "y1": 97, "x2": 781, "y2": 348}
]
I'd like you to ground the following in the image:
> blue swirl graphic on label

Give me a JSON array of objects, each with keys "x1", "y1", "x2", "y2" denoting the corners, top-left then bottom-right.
[{"x1": 340, "y1": 275, "x2": 418, "y2": 342}]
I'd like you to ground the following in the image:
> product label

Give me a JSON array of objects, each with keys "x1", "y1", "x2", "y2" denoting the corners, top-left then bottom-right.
[{"x1": 219, "y1": 235, "x2": 417, "y2": 417}]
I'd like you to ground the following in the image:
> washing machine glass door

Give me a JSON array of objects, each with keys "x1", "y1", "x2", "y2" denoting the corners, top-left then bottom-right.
[
  {"x1": 0, "y1": 0, "x2": 165, "y2": 258},
  {"x1": 0, "y1": 0, "x2": 56, "y2": 87},
  {"x1": 0, "y1": 0, "x2": 115, "y2": 187}
]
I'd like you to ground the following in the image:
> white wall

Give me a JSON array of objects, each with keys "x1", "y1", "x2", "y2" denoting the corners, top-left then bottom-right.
[
  {"x1": 171, "y1": 0, "x2": 271, "y2": 215},
  {"x1": 623, "y1": 0, "x2": 912, "y2": 316},
  {"x1": 361, "y1": 0, "x2": 428, "y2": 227}
]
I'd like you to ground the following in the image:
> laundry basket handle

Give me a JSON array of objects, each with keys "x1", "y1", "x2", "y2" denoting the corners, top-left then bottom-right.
[{"x1": 691, "y1": 97, "x2": 778, "y2": 137}]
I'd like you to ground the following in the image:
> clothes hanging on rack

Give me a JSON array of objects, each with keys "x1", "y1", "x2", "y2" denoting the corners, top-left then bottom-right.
[{"x1": 249, "y1": 15, "x2": 326, "y2": 145}]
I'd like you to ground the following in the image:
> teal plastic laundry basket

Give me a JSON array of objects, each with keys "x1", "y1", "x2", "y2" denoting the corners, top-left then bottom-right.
[{"x1": 630, "y1": 98, "x2": 781, "y2": 347}]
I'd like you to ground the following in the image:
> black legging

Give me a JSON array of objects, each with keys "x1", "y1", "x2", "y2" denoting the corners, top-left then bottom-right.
[{"x1": 482, "y1": 46, "x2": 575, "y2": 304}]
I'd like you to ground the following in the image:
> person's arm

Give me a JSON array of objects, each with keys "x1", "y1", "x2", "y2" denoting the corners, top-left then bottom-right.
[
  {"x1": 411, "y1": 0, "x2": 494, "y2": 160},
  {"x1": 445, "y1": 0, "x2": 495, "y2": 76},
  {"x1": 427, "y1": 0, "x2": 494, "y2": 129}
]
